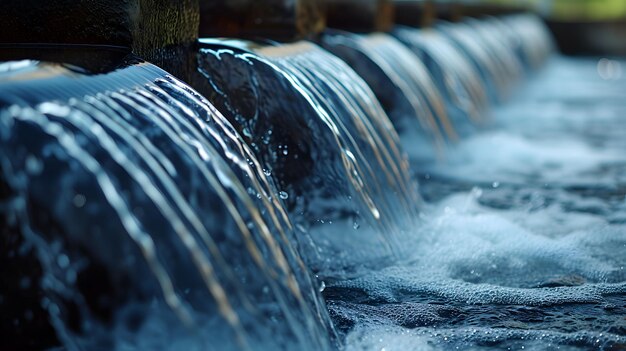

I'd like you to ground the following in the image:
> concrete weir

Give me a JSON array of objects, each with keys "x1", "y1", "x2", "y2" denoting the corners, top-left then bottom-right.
[
  {"x1": 394, "y1": 0, "x2": 436, "y2": 28},
  {"x1": 0, "y1": 1, "x2": 572, "y2": 350},
  {"x1": 0, "y1": 0, "x2": 200, "y2": 80}
]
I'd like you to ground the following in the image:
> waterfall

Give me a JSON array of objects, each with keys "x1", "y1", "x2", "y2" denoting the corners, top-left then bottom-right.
[
  {"x1": 320, "y1": 31, "x2": 457, "y2": 162},
  {"x1": 1, "y1": 12, "x2": 596, "y2": 351},
  {"x1": 0, "y1": 60, "x2": 333, "y2": 350},
  {"x1": 195, "y1": 40, "x2": 420, "y2": 277},
  {"x1": 393, "y1": 27, "x2": 489, "y2": 134}
]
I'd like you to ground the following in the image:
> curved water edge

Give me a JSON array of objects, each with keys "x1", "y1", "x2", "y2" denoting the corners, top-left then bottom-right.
[
  {"x1": 0, "y1": 60, "x2": 333, "y2": 350},
  {"x1": 195, "y1": 39, "x2": 420, "y2": 276},
  {"x1": 320, "y1": 30, "x2": 456, "y2": 161}
]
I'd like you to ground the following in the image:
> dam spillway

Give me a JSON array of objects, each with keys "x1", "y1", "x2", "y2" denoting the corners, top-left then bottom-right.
[{"x1": 1, "y1": 1, "x2": 625, "y2": 350}]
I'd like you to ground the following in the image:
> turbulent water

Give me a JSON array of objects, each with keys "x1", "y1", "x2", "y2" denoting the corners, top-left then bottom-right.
[{"x1": 326, "y1": 56, "x2": 626, "y2": 350}]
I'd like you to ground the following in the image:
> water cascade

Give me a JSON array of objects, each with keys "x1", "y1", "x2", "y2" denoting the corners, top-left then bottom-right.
[
  {"x1": 1, "y1": 0, "x2": 623, "y2": 350},
  {"x1": 393, "y1": 26, "x2": 489, "y2": 134},
  {"x1": 0, "y1": 59, "x2": 334, "y2": 350},
  {"x1": 321, "y1": 1, "x2": 456, "y2": 163},
  {"x1": 437, "y1": 20, "x2": 522, "y2": 102},
  {"x1": 321, "y1": 31, "x2": 455, "y2": 161},
  {"x1": 194, "y1": 39, "x2": 420, "y2": 276}
]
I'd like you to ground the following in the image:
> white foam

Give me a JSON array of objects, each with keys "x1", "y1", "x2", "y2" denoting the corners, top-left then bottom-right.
[
  {"x1": 337, "y1": 192, "x2": 626, "y2": 348},
  {"x1": 422, "y1": 56, "x2": 626, "y2": 187},
  {"x1": 428, "y1": 131, "x2": 624, "y2": 185},
  {"x1": 339, "y1": 191, "x2": 626, "y2": 298},
  {"x1": 345, "y1": 325, "x2": 625, "y2": 351},
  {"x1": 338, "y1": 57, "x2": 626, "y2": 350}
]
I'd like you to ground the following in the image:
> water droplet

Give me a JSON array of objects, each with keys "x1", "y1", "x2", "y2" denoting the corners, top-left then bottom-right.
[
  {"x1": 282, "y1": 149, "x2": 288, "y2": 155},
  {"x1": 73, "y1": 194, "x2": 86, "y2": 208},
  {"x1": 279, "y1": 191, "x2": 289, "y2": 200},
  {"x1": 263, "y1": 168, "x2": 272, "y2": 176},
  {"x1": 57, "y1": 254, "x2": 70, "y2": 269},
  {"x1": 319, "y1": 281, "x2": 326, "y2": 293},
  {"x1": 471, "y1": 187, "x2": 483, "y2": 198},
  {"x1": 492, "y1": 181, "x2": 500, "y2": 188},
  {"x1": 25, "y1": 155, "x2": 43, "y2": 175},
  {"x1": 353, "y1": 222, "x2": 360, "y2": 230},
  {"x1": 242, "y1": 127, "x2": 252, "y2": 138}
]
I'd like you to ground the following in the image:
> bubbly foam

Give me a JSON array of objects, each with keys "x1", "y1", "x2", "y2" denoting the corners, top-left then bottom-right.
[{"x1": 331, "y1": 57, "x2": 626, "y2": 350}]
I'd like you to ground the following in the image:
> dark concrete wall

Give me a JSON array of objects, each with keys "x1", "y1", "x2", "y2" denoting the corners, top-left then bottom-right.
[
  {"x1": 325, "y1": 0, "x2": 394, "y2": 33},
  {"x1": 0, "y1": 0, "x2": 199, "y2": 61},
  {"x1": 394, "y1": 0, "x2": 434, "y2": 28},
  {"x1": 199, "y1": 0, "x2": 325, "y2": 41}
]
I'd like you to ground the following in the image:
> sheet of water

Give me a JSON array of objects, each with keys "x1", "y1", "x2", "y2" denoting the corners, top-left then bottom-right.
[{"x1": 327, "y1": 57, "x2": 626, "y2": 350}]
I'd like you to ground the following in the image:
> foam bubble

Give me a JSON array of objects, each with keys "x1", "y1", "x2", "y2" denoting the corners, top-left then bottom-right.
[{"x1": 331, "y1": 57, "x2": 626, "y2": 350}]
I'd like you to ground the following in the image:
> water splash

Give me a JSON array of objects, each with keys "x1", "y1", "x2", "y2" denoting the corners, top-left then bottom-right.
[
  {"x1": 325, "y1": 56, "x2": 626, "y2": 351},
  {"x1": 0, "y1": 13, "x2": 591, "y2": 351}
]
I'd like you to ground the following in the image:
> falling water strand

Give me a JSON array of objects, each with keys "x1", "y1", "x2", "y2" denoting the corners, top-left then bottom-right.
[
  {"x1": 257, "y1": 43, "x2": 420, "y2": 226},
  {"x1": 323, "y1": 32, "x2": 456, "y2": 149},
  {"x1": 394, "y1": 28, "x2": 489, "y2": 126},
  {"x1": 439, "y1": 23, "x2": 507, "y2": 100},
  {"x1": 0, "y1": 61, "x2": 333, "y2": 350}
]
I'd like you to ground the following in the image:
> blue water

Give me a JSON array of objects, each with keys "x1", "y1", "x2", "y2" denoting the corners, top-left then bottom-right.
[
  {"x1": 1, "y1": 15, "x2": 625, "y2": 351},
  {"x1": 326, "y1": 56, "x2": 626, "y2": 350}
]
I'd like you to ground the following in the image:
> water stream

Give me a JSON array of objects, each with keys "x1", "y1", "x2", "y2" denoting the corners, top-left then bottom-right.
[
  {"x1": 195, "y1": 40, "x2": 420, "y2": 277},
  {"x1": 1, "y1": 13, "x2": 624, "y2": 351},
  {"x1": 321, "y1": 31, "x2": 456, "y2": 161},
  {"x1": 0, "y1": 60, "x2": 333, "y2": 350},
  {"x1": 327, "y1": 56, "x2": 626, "y2": 350}
]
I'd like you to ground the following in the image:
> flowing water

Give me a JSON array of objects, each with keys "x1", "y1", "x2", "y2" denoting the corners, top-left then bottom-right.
[
  {"x1": 320, "y1": 31, "x2": 456, "y2": 161},
  {"x1": 1, "y1": 13, "x2": 624, "y2": 351},
  {"x1": 393, "y1": 26, "x2": 489, "y2": 136},
  {"x1": 326, "y1": 56, "x2": 626, "y2": 351},
  {"x1": 0, "y1": 60, "x2": 333, "y2": 350},
  {"x1": 195, "y1": 40, "x2": 420, "y2": 277}
]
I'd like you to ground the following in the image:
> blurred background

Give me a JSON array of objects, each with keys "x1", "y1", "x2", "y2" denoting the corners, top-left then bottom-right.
[{"x1": 472, "y1": 0, "x2": 626, "y2": 55}]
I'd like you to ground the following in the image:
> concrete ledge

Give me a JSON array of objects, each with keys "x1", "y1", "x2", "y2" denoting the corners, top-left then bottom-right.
[
  {"x1": 393, "y1": 0, "x2": 435, "y2": 28},
  {"x1": 0, "y1": 0, "x2": 199, "y2": 62},
  {"x1": 199, "y1": 0, "x2": 325, "y2": 41},
  {"x1": 325, "y1": 0, "x2": 394, "y2": 33}
]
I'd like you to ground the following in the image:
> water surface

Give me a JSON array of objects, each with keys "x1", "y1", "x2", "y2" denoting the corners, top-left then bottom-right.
[{"x1": 327, "y1": 56, "x2": 626, "y2": 350}]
